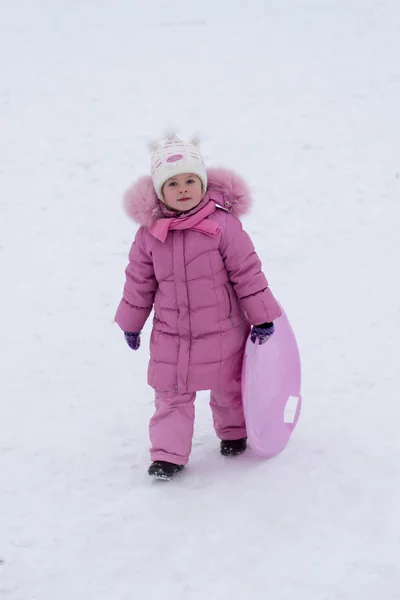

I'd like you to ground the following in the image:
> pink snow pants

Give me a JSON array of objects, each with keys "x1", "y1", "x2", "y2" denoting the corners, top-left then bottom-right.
[{"x1": 149, "y1": 378, "x2": 246, "y2": 465}]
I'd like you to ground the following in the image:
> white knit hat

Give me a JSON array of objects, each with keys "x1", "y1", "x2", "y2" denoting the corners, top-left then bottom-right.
[{"x1": 150, "y1": 135, "x2": 207, "y2": 200}]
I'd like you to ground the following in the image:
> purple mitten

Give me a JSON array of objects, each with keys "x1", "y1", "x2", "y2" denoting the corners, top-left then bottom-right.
[
  {"x1": 250, "y1": 322, "x2": 275, "y2": 345},
  {"x1": 124, "y1": 332, "x2": 141, "y2": 350}
]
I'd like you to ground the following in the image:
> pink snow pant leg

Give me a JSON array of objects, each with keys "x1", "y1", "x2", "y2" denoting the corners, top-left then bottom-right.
[
  {"x1": 209, "y1": 377, "x2": 247, "y2": 440},
  {"x1": 150, "y1": 389, "x2": 196, "y2": 465}
]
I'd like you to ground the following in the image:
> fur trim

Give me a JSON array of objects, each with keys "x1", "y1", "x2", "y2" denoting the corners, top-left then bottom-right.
[
  {"x1": 123, "y1": 176, "x2": 163, "y2": 228},
  {"x1": 123, "y1": 167, "x2": 252, "y2": 227},
  {"x1": 206, "y1": 167, "x2": 252, "y2": 218}
]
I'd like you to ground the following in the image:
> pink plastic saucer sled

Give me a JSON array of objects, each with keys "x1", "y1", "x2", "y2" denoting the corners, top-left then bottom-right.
[{"x1": 242, "y1": 306, "x2": 302, "y2": 458}]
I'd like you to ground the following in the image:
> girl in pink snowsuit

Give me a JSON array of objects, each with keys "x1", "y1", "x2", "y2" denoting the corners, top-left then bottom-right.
[{"x1": 115, "y1": 135, "x2": 281, "y2": 479}]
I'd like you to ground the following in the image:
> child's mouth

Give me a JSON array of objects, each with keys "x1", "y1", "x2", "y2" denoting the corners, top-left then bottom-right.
[{"x1": 178, "y1": 198, "x2": 191, "y2": 202}]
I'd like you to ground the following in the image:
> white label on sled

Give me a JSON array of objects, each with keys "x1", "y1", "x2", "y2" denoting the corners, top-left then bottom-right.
[{"x1": 284, "y1": 396, "x2": 299, "y2": 423}]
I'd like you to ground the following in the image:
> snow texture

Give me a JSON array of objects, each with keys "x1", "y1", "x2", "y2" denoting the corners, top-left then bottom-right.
[{"x1": 1, "y1": 1, "x2": 399, "y2": 598}]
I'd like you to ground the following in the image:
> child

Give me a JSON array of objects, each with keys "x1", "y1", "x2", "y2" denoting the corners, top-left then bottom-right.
[{"x1": 115, "y1": 135, "x2": 281, "y2": 480}]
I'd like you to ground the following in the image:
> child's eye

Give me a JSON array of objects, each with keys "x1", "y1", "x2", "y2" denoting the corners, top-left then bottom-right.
[
  {"x1": 186, "y1": 179, "x2": 195, "y2": 184},
  {"x1": 168, "y1": 181, "x2": 177, "y2": 187}
]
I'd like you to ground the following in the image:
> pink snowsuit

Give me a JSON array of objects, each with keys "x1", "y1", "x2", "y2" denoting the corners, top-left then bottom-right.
[{"x1": 115, "y1": 168, "x2": 281, "y2": 464}]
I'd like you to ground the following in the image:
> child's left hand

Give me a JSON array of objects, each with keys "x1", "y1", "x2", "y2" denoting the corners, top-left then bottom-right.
[
  {"x1": 124, "y1": 331, "x2": 141, "y2": 350},
  {"x1": 250, "y1": 322, "x2": 275, "y2": 345}
]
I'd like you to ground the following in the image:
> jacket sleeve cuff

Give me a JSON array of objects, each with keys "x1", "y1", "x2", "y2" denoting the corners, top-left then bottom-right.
[
  {"x1": 114, "y1": 299, "x2": 152, "y2": 332},
  {"x1": 240, "y1": 288, "x2": 282, "y2": 325}
]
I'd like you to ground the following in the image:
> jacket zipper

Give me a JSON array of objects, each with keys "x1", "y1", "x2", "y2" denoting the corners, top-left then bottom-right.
[{"x1": 224, "y1": 284, "x2": 235, "y2": 326}]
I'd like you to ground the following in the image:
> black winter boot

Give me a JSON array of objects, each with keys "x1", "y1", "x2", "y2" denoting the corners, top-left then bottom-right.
[
  {"x1": 220, "y1": 437, "x2": 247, "y2": 456},
  {"x1": 148, "y1": 460, "x2": 184, "y2": 480}
]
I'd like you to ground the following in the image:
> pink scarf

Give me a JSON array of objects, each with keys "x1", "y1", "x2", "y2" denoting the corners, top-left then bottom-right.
[{"x1": 149, "y1": 200, "x2": 221, "y2": 243}]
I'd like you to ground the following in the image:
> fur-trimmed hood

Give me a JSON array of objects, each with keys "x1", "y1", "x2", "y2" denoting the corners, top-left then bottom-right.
[{"x1": 123, "y1": 167, "x2": 252, "y2": 227}]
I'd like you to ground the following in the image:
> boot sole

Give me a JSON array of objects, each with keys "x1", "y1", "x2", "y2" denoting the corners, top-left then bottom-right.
[
  {"x1": 220, "y1": 449, "x2": 247, "y2": 456},
  {"x1": 148, "y1": 466, "x2": 184, "y2": 480},
  {"x1": 150, "y1": 472, "x2": 173, "y2": 481}
]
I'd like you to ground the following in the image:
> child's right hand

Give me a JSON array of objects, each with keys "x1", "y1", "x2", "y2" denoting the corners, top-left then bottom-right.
[
  {"x1": 124, "y1": 332, "x2": 141, "y2": 351},
  {"x1": 250, "y1": 323, "x2": 275, "y2": 345}
]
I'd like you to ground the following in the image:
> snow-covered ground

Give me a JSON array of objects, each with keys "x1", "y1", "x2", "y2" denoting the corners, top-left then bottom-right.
[{"x1": 1, "y1": 1, "x2": 400, "y2": 598}]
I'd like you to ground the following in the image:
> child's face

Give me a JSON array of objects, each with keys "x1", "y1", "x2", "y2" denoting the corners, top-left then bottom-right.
[{"x1": 162, "y1": 173, "x2": 204, "y2": 212}]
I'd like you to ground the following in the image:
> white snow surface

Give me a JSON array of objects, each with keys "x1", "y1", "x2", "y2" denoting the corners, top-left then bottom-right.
[{"x1": 1, "y1": 1, "x2": 400, "y2": 598}]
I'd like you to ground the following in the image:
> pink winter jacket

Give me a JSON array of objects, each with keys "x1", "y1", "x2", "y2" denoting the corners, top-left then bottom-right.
[{"x1": 115, "y1": 168, "x2": 281, "y2": 394}]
